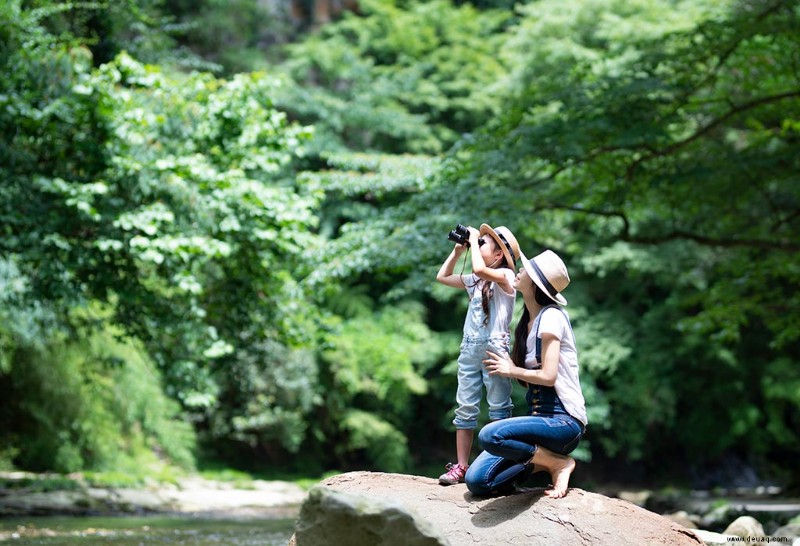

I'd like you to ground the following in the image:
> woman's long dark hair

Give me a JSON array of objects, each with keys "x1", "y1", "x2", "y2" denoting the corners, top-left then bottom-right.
[
  {"x1": 512, "y1": 306, "x2": 531, "y2": 368},
  {"x1": 511, "y1": 286, "x2": 557, "y2": 368}
]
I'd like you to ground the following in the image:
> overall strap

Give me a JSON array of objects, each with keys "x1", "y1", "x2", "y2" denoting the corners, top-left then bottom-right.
[{"x1": 533, "y1": 305, "x2": 576, "y2": 363}]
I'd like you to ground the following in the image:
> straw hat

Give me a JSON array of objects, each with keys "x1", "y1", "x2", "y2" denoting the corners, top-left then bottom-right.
[
  {"x1": 520, "y1": 249, "x2": 570, "y2": 305},
  {"x1": 479, "y1": 224, "x2": 520, "y2": 267}
]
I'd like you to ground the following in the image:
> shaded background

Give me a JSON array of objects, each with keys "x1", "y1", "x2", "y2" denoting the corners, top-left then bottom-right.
[{"x1": 1, "y1": 0, "x2": 798, "y2": 496}]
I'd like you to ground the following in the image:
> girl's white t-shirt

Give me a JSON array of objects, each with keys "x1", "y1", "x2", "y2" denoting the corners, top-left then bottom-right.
[
  {"x1": 524, "y1": 306, "x2": 588, "y2": 426},
  {"x1": 461, "y1": 271, "x2": 516, "y2": 338}
]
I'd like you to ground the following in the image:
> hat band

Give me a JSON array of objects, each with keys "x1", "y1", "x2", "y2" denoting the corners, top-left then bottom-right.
[
  {"x1": 530, "y1": 259, "x2": 558, "y2": 297},
  {"x1": 496, "y1": 233, "x2": 515, "y2": 264}
]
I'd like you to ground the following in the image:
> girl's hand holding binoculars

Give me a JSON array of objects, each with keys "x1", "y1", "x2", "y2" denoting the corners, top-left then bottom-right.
[{"x1": 467, "y1": 226, "x2": 481, "y2": 244}]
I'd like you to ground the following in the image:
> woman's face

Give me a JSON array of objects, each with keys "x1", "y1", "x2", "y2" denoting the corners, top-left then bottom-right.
[{"x1": 513, "y1": 266, "x2": 534, "y2": 293}]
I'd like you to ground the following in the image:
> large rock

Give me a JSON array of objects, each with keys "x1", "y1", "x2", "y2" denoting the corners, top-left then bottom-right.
[
  {"x1": 295, "y1": 472, "x2": 704, "y2": 546},
  {"x1": 294, "y1": 486, "x2": 449, "y2": 546}
]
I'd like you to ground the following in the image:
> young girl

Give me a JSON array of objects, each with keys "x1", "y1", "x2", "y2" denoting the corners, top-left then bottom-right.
[
  {"x1": 435, "y1": 224, "x2": 520, "y2": 485},
  {"x1": 465, "y1": 249, "x2": 587, "y2": 499}
]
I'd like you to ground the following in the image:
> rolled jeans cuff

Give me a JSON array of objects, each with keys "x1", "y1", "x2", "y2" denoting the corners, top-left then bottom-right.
[{"x1": 452, "y1": 417, "x2": 478, "y2": 430}]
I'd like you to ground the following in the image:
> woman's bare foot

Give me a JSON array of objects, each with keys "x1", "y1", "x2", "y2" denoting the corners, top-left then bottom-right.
[
  {"x1": 530, "y1": 446, "x2": 576, "y2": 499},
  {"x1": 544, "y1": 455, "x2": 575, "y2": 498}
]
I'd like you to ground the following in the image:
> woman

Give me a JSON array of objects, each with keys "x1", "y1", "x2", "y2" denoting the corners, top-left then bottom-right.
[{"x1": 464, "y1": 249, "x2": 587, "y2": 499}]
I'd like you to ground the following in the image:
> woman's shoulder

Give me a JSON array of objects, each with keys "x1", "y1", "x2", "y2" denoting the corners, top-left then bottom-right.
[{"x1": 539, "y1": 305, "x2": 569, "y2": 331}]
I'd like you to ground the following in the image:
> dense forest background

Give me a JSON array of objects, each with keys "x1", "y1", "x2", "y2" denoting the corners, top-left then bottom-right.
[{"x1": 1, "y1": 0, "x2": 798, "y2": 490}]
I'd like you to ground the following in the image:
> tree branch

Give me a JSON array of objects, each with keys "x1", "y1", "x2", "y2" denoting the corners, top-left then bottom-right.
[
  {"x1": 622, "y1": 230, "x2": 800, "y2": 252},
  {"x1": 623, "y1": 90, "x2": 800, "y2": 180},
  {"x1": 658, "y1": 91, "x2": 800, "y2": 156},
  {"x1": 540, "y1": 203, "x2": 800, "y2": 252}
]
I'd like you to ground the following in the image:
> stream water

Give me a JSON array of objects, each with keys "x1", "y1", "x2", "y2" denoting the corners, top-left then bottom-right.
[{"x1": 0, "y1": 515, "x2": 295, "y2": 546}]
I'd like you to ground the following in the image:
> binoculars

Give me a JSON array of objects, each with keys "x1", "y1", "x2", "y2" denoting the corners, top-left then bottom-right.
[{"x1": 447, "y1": 224, "x2": 469, "y2": 245}]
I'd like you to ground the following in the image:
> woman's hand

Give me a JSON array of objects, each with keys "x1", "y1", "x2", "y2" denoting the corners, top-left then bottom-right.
[{"x1": 484, "y1": 350, "x2": 515, "y2": 377}]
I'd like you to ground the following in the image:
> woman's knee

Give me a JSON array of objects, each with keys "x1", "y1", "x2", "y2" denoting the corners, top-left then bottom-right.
[
  {"x1": 465, "y1": 472, "x2": 492, "y2": 496},
  {"x1": 477, "y1": 422, "x2": 500, "y2": 450},
  {"x1": 464, "y1": 456, "x2": 494, "y2": 496}
]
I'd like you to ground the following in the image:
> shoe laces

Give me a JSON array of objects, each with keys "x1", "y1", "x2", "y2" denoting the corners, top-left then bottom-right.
[{"x1": 445, "y1": 462, "x2": 466, "y2": 476}]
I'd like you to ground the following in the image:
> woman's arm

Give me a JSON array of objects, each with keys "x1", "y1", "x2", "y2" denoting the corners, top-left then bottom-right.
[
  {"x1": 484, "y1": 333, "x2": 560, "y2": 387},
  {"x1": 436, "y1": 244, "x2": 468, "y2": 288}
]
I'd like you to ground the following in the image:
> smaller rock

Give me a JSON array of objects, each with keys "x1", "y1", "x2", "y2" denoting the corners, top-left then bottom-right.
[
  {"x1": 774, "y1": 523, "x2": 800, "y2": 541},
  {"x1": 723, "y1": 516, "x2": 764, "y2": 545},
  {"x1": 691, "y1": 529, "x2": 735, "y2": 545},
  {"x1": 294, "y1": 486, "x2": 449, "y2": 546},
  {"x1": 664, "y1": 510, "x2": 699, "y2": 529},
  {"x1": 616, "y1": 490, "x2": 651, "y2": 506}
]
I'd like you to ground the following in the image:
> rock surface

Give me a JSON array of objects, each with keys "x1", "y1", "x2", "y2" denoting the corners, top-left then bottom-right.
[
  {"x1": 300, "y1": 471, "x2": 704, "y2": 546},
  {"x1": 294, "y1": 486, "x2": 449, "y2": 545}
]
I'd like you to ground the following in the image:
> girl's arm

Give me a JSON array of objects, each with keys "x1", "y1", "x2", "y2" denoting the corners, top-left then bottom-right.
[
  {"x1": 436, "y1": 244, "x2": 468, "y2": 288},
  {"x1": 483, "y1": 333, "x2": 560, "y2": 387},
  {"x1": 466, "y1": 228, "x2": 514, "y2": 293}
]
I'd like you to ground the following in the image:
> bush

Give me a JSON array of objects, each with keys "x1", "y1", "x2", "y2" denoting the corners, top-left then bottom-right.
[{"x1": 0, "y1": 320, "x2": 195, "y2": 473}]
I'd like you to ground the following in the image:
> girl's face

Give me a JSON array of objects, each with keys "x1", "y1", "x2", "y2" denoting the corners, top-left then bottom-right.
[
  {"x1": 513, "y1": 266, "x2": 534, "y2": 293},
  {"x1": 479, "y1": 236, "x2": 504, "y2": 267}
]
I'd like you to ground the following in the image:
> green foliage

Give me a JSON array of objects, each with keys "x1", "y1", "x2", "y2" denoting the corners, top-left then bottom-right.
[
  {"x1": 162, "y1": 0, "x2": 290, "y2": 73},
  {"x1": 340, "y1": 410, "x2": 410, "y2": 472},
  {"x1": 1, "y1": 2, "x2": 323, "y2": 468},
  {"x1": 0, "y1": 476, "x2": 81, "y2": 493},
  {"x1": 315, "y1": 302, "x2": 446, "y2": 470},
  {"x1": 210, "y1": 341, "x2": 319, "y2": 454},
  {"x1": 305, "y1": 0, "x2": 799, "y2": 480},
  {"x1": 472, "y1": 1, "x2": 799, "y2": 466},
  {"x1": 15, "y1": 0, "x2": 202, "y2": 68},
  {"x1": 501, "y1": 0, "x2": 715, "y2": 96},
  {"x1": 0, "y1": 324, "x2": 195, "y2": 472},
  {"x1": 0, "y1": 258, "x2": 57, "y2": 372},
  {"x1": 0, "y1": 448, "x2": 19, "y2": 472},
  {"x1": 3, "y1": 0, "x2": 799, "y2": 487},
  {"x1": 275, "y1": 0, "x2": 511, "y2": 155},
  {"x1": 323, "y1": 303, "x2": 432, "y2": 415}
]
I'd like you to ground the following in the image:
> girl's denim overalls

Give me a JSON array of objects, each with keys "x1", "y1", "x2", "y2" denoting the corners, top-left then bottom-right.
[{"x1": 453, "y1": 276, "x2": 514, "y2": 429}]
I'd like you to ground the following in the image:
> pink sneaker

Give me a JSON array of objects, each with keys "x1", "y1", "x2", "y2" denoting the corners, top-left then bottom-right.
[{"x1": 438, "y1": 463, "x2": 468, "y2": 485}]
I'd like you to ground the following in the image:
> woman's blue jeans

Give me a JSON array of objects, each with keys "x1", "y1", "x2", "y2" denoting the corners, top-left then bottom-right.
[{"x1": 465, "y1": 414, "x2": 584, "y2": 496}]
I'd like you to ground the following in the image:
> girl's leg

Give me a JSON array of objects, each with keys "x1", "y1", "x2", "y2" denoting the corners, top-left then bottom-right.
[
  {"x1": 484, "y1": 339, "x2": 513, "y2": 421},
  {"x1": 440, "y1": 343, "x2": 482, "y2": 484},
  {"x1": 456, "y1": 428, "x2": 473, "y2": 468},
  {"x1": 453, "y1": 343, "x2": 483, "y2": 431}
]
